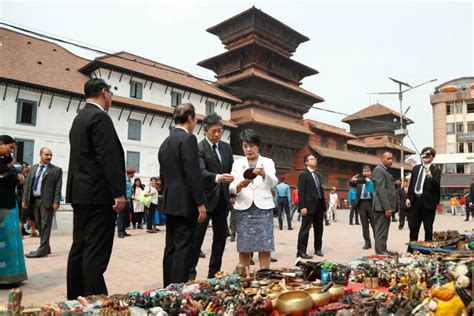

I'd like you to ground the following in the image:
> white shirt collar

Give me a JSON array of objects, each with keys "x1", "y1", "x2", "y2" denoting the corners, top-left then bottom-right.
[
  {"x1": 88, "y1": 102, "x2": 106, "y2": 112},
  {"x1": 307, "y1": 167, "x2": 316, "y2": 172},
  {"x1": 206, "y1": 136, "x2": 218, "y2": 148},
  {"x1": 175, "y1": 126, "x2": 189, "y2": 134},
  {"x1": 423, "y1": 163, "x2": 432, "y2": 169}
]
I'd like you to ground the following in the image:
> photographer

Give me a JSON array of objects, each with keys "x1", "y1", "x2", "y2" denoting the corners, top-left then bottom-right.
[
  {"x1": 406, "y1": 147, "x2": 441, "y2": 244},
  {"x1": 0, "y1": 135, "x2": 27, "y2": 286}
]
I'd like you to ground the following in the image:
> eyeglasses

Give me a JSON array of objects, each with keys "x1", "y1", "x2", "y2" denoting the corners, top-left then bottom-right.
[
  {"x1": 104, "y1": 88, "x2": 113, "y2": 96},
  {"x1": 208, "y1": 128, "x2": 223, "y2": 135}
]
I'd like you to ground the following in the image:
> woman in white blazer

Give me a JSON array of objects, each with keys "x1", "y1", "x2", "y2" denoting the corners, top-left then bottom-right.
[{"x1": 229, "y1": 129, "x2": 278, "y2": 271}]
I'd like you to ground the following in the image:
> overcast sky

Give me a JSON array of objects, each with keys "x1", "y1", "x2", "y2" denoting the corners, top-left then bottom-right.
[{"x1": 2, "y1": 0, "x2": 473, "y2": 155}]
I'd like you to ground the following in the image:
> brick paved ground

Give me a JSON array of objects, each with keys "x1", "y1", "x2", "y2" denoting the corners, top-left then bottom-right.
[{"x1": 1, "y1": 209, "x2": 472, "y2": 306}]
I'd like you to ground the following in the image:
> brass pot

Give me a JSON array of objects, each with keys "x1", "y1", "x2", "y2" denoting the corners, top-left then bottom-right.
[
  {"x1": 328, "y1": 285, "x2": 345, "y2": 302},
  {"x1": 276, "y1": 291, "x2": 313, "y2": 314},
  {"x1": 305, "y1": 287, "x2": 331, "y2": 308}
]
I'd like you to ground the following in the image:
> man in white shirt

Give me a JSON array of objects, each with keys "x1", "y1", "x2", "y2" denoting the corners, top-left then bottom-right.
[{"x1": 327, "y1": 187, "x2": 339, "y2": 222}]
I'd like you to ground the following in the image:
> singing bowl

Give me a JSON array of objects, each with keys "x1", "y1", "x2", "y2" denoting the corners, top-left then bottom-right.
[
  {"x1": 305, "y1": 287, "x2": 331, "y2": 307},
  {"x1": 328, "y1": 285, "x2": 345, "y2": 302},
  {"x1": 276, "y1": 291, "x2": 313, "y2": 314}
]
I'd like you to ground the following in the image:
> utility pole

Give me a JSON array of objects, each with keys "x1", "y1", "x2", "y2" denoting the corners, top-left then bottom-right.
[{"x1": 370, "y1": 77, "x2": 437, "y2": 179}]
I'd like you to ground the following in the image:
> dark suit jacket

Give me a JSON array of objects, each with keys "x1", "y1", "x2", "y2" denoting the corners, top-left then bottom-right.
[
  {"x1": 22, "y1": 163, "x2": 62, "y2": 208},
  {"x1": 158, "y1": 128, "x2": 204, "y2": 218},
  {"x1": 198, "y1": 139, "x2": 233, "y2": 212},
  {"x1": 397, "y1": 187, "x2": 409, "y2": 210},
  {"x1": 298, "y1": 169, "x2": 327, "y2": 214},
  {"x1": 66, "y1": 103, "x2": 125, "y2": 204},
  {"x1": 407, "y1": 164, "x2": 441, "y2": 210},
  {"x1": 371, "y1": 164, "x2": 397, "y2": 212}
]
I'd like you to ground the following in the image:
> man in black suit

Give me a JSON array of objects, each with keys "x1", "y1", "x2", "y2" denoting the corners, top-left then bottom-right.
[
  {"x1": 349, "y1": 165, "x2": 375, "y2": 250},
  {"x1": 22, "y1": 148, "x2": 62, "y2": 258},
  {"x1": 66, "y1": 78, "x2": 126, "y2": 299},
  {"x1": 188, "y1": 113, "x2": 234, "y2": 280},
  {"x1": 406, "y1": 147, "x2": 441, "y2": 242},
  {"x1": 297, "y1": 154, "x2": 327, "y2": 259},
  {"x1": 397, "y1": 178, "x2": 409, "y2": 230},
  {"x1": 158, "y1": 103, "x2": 206, "y2": 287}
]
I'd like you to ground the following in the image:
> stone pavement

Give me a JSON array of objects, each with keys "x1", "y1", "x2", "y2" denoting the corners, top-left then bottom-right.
[{"x1": 1, "y1": 209, "x2": 472, "y2": 306}]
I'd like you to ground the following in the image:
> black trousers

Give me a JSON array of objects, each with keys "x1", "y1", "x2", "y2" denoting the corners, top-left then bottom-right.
[
  {"x1": 408, "y1": 197, "x2": 436, "y2": 242},
  {"x1": 466, "y1": 206, "x2": 474, "y2": 220},
  {"x1": 229, "y1": 209, "x2": 236, "y2": 237},
  {"x1": 163, "y1": 214, "x2": 197, "y2": 287},
  {"x1": 132, "y1": 211, "x2": 144, "y2": 228},
  {"x1": 297, "y1": 210, "x2": 324, "y2": 255},
  {"x1": 277, "y1": 197, "x2": 292, "y2": 229},
  {"x1": 399, "y1": 208, "x2": 408, "y2": 228},
  {"x1": 358, "y1": 200, "x2": 374, "y2": 246},
  {"x1": 146, "y1": 203, "x2": 157, "y2": 230},
  {"x1": 189, "y1": 196, "x2": 229, "y2": 279},
  {"x1": 31, "y1": 197, "x2": 54, "y2": 255},
  {"x1": 349, "y1": 203, "x2": 359, "y2": 224},
  {"x1": 116, "y1": 200, "x2": 130, "y2": 234},
  {"x1": 67, "y1": 204, "x2": 116, "y2": 299}
]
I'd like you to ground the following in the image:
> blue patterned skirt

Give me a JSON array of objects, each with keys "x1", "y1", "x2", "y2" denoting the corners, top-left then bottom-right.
[
  {"x1": 235, "y1": 204, "x2": 275, "y2": 253},
  {"x1": 0, "y1": 205, "x2": 27, "y2": 285}
]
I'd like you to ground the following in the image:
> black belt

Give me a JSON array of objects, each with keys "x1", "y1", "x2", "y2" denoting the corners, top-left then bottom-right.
[{"x1": 278, "y1": 196, "x2": 288, "y2": 198}]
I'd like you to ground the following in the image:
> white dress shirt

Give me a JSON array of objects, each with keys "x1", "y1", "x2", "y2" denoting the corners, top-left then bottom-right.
[
  {"x1": 32, "y1": 163, "x2": 49, "y2": 197},
  {"x1": 414, "y1": 163, "x2": 432, "y2": 195}
]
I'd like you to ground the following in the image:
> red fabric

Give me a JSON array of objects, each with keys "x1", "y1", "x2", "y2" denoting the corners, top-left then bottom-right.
[
  {"x1": 291, "y1": 189, "x2": 299, "y2": 203},
  {"x1": 460, "y1": 196, "x2": 466, "y2": 205}
]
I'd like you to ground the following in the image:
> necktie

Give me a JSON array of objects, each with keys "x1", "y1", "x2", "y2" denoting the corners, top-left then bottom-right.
[
  {"x1": 361, "y1": 184, "x2": 368, "y2": 199},
  {"x1": 32, "y1": 165, "x2": 45, "y2": 192},
  {"x1": 312, "y1": 171, "x2": 322, "y2": 199},
  {"x1": 415, "y1": 166, "x2": 424, "y2": 192},
  {"x1": 212, "y1": 144, "x2": 221, "y2": 162}
]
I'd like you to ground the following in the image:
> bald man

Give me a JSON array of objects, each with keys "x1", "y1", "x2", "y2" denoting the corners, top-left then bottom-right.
[
  {"x1": 371, "y1": 151, "x2": 396, "y2": 255},
  {"x1": 22, "y1": 147, "x2": 63, "y2": 258}
]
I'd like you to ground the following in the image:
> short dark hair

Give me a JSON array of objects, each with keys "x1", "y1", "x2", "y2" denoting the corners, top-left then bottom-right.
[
  {"x1": 421, "y1": 146, "x2": 436, "y2": 158},
  {"x1": 84, "y1": 78, "x2": 111, "y2": 98},
  {"x1": 173, "y1": 103, "x2": 196, "y2": 124},
  {"x1": 239, "y1": 129, "x2": 261, "y2": 147},
  {"x1": 303, "y1": 154, "x2": 316, "y2": 163},
  {"x1": 203, "y1": 113, "x2": 223, "y2": 131},
  {"x1": 362, "y1": 164, "x2": 371, "y2": 171},
  {"x1": 382, "y1": 150, "x2": 394, "y2": 157},
  {"x1": 0, "y1": 135, "x2": 16, "y2": 145}
]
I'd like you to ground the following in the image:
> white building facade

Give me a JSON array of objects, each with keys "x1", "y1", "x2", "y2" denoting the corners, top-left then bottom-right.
[{"x1": 0, "y1": 28, "x2": 240, "y2": 197}]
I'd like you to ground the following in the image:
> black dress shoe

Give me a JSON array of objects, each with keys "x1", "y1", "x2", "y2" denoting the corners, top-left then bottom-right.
[
  {"x1": 297, "y1": 253, "x2": 313, "y2": 259},
  {"x1": 25, "y1": 252, "x2": 48, "y2": 258},
  {"x1": 314, "y1": 250, "x2": 324, "y2": 257},
  {"x1": 288, "y1": 227, "x2": 293, "y2": 230},
  {"x1": 355, "y1": 222, "x2": 360, "y2": 225},
  {"x1": 118, "y1": 233, "x2": 125, "y2": 238},
  {"x1": 325, "y1": 221, "x2": 331, "y2": 226},
  {"x1": 199, "y1": 250, "x2": 206, "y2": 258},
  {"x1": 349, "y1": 223, "x2": 353, "y2": 225},
  {"x1": 363, "y1": 244, "x2": 371, "y2": 250},
  {"x1": 230, "y1": 236, "x2": 236, "y2": 242},
  {"x1": 271, "y1": 257, "x2": 278, "y2": 262},
  {"x1": 124, "y1": 232, "x2": 131, "y2": 237}
]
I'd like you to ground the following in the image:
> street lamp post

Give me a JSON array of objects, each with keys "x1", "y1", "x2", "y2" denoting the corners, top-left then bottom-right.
[{"x1": 370, "y1": 77, "x2": 437, "y2": 180}]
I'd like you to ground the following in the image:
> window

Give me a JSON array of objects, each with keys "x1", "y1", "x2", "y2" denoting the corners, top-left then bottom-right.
[
  {"x1": 444, "y1": 163, "x2": 456, "y2": 174},
  {"x1": 128, "y1": 119, "x2": 141, "y2": 141},
  {"x1": 320, "y1": 173, "x2": 328, "y2": 186},
  {"x1": 130, "y1": 81, "x2": 143, "y2": 99},
  {"x1": 458, "y1": 142, "x2": 464, "y2": 153},
  {"x1": 337, "y1": 178, "x2": 346, "y2": 188},
  {"x1": 336, "y1": 141, "x2": 344, "y2": 151},
  {"x1": 205, "y1": 101, "x2": 215, "y2": 115},
  {"x1": 467, "y1": 103, "x2": 474, "y2": 113},
  {"x1": 447, "y1": 123, "x2": 455, "y2": 134},
  {"x1": 455, "y1": 103, "x2": 463, "y2": 114},
  {"x1": 15, "y1": 139, "x2": 34, "y2": 165},
  {"x1": 16, "y1": 99, "x2": 37, "y2": 125},
  {"x1": 456, "y1": 123, "x2": 464, "y2": 133},
  {"x1": 446, "y1": 103, "x2": 453, "y2": 115},
  {"x1": 469, "y1": 163, "x2": 474, "y2": 174},
  {"x1": 321, "y1": 136, "x2": 328, "y2": 148},
  {"x1": 469, "y1": 142, "x2": 474, "y2": 153},
  {"x1": 126, "y1": 151, "x2": 140, "y2": 173},
  {"x1": 468, "y1": 122, "x2": 474, "y2": 132},
  {"x1": 171, "y1": 92, "x2": 182, "y2": 107},
  {"x1": 456, "y1": 163, "x2": 465, "y2": 174}
]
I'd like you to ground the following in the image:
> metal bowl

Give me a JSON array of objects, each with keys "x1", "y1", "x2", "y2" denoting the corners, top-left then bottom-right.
[
  {"x1": 328, "y1": 284, "x2": 345, "y2": 302},
  {"x1": 276, "y1": 290, "x2": 313, "y2": 314},
  {"x1": 305, "y1": 287, "x2": 331, "y2": 307}
]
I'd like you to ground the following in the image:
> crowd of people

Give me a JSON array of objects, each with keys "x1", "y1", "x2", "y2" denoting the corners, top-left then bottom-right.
[{"x1": 0, "y1": 77, "x2": 461, "y2": 300}]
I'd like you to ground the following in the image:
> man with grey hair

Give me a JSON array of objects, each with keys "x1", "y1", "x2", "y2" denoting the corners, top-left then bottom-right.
[
  {"x1": 22, "y1": 147, "x2": 62, "y2": 258},
  {"x1": 189, "y1": 112, "x2": 234, "y2": 280}
]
